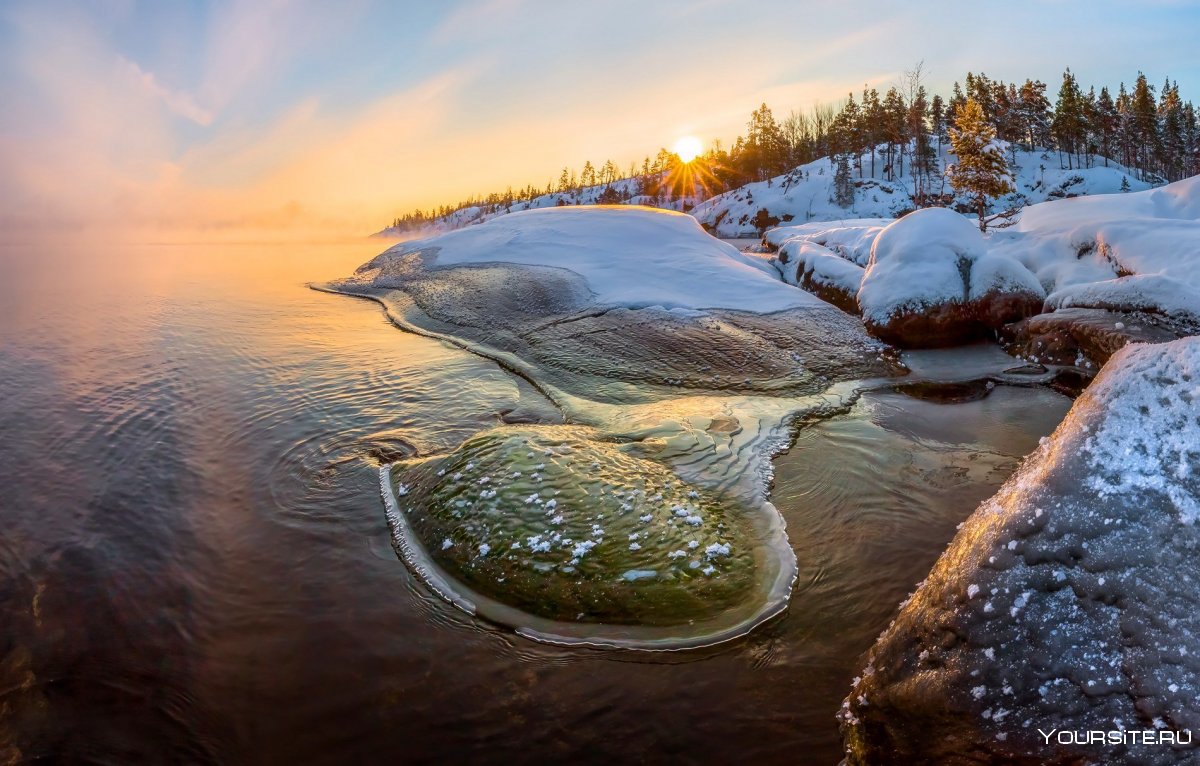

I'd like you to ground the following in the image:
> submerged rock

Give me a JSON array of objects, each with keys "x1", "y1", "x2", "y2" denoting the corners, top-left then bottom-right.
[
  {"x1": 892, "y1": 379, "x2": 995, "y2": 404},
  {"x1": 840, "y1": 337, "x2": 1200, "y2": 765},
  {"x1": 389, "y1": 426, "x2": 758, "y2": 627},
  {"x1": 858, "y1": 208, "x2": 1044, "y2": 348}
]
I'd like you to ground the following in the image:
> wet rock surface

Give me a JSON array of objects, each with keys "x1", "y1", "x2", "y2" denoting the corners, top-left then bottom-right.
[
  {"x1": 325, "y1": 208, "x2": 911, "y2": 647},
  {"x1": 840, "y1": 337, "x2": 1200, "y2": 765},
  {"x1": 1000, "y1": 306, "x2": 1197, "y2": 368},
  {"x1": 390, "y1": 426, "x2": 759, "y2": 627}
]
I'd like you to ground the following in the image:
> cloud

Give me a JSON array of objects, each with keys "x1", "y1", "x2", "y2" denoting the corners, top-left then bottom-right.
[{"x1": 119, "y1": 56, "x2": 214, "y2": 126}]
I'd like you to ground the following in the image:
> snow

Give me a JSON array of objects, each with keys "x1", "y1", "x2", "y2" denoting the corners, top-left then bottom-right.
[
  {"x1": 857, "y1": 207, "x2": 1042, "y2": 325},
  {"x1": 767, "y1": 174, "x2": 1200, "y2": 332},
  {"x1": 1045, "y1": 274, "x2": 1200, "y2": 320},
  {"x1": 374, "y1": 206, "x2": 823, "y2": 313},
  {"x1": 766, "y1": 220, "x2": 886, "y2": 266},
  {"x1": 775, "y1": 240, "x2": 864, "y2": 297},
  {"x1": 704, "y1": 542, "x2": 731, "y2": 559},
  {"x1": 691, "y1": 146, "x2": 1152, "y2": 237},
  {"x1": 1077, "y1": 339, "x2": 1200, "y2": 521},
  {"x1": 990, "y1": 175, "x2": 1200, "y2": 316}
]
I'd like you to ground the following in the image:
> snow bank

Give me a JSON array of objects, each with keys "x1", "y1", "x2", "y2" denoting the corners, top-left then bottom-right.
[
  {"x1": 994, "y1": 175, "x2": 1200, "y2": 314},
  {"x1": 374, "y1": 205, "x2": 822, "y2": 313},
  {"x1": 841, "y1": 336, "x2": 1200, "y2": 765}
]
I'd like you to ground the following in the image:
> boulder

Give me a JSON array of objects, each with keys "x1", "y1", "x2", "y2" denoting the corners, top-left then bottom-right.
[
  {"x1": 858, "y1": 208, "x2": 1044, "y2": 347},
  {"x1": 1000, "y1": 307, "x2": 1193, "y2": 368},
  {"x1": 840, "y1": 336, "x2": 1200, "y2": 765},
  {"x1": 775, "y1": 240, "x2": 864, "y2": 314}
]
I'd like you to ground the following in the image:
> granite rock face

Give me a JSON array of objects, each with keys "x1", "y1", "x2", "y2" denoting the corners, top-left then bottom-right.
[{"x1": 840, "y1": 337, "x2": 1200, "y2": 766}]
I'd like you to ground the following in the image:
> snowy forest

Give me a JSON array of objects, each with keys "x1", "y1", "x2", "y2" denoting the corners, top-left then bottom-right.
[{"x1": 384, "y1": 67, "x2": 1200, "y2": 234}]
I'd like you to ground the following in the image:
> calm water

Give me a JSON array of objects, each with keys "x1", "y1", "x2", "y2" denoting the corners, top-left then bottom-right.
[{"x1": 0, "y1": 239, "x2": 1071, "y2": 764}]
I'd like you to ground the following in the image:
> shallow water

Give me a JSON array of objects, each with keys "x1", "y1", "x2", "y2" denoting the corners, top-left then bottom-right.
[{"x1": 0, "y1": 239, "x2": 1070, "y2": 764}]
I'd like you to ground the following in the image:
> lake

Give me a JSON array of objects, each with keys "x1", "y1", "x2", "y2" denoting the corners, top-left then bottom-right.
[{"x1": 0, "y1": 239, "x2": 1071, "y2": 764}]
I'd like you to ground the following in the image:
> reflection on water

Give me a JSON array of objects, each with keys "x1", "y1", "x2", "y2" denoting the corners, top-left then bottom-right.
[{"x1": 0, "y1": 239, "x2": 1071, "y2": 764}]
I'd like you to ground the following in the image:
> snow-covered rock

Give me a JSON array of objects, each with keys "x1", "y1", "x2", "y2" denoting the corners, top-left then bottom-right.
[
  {"x1": 840, "y1": 336, "x2": 1200, "y2": 765},
  {"x1": 333, "y1": 205, "x2": 899, "y2": 400},
  {"x1": 1045, "y1": 275, "x2": 1200, "y2": 321},
  {"x1": 764, "y1": 219, "x2": 887, "y2": 266},
  {"x1": 857, "y1": 208, "x2": 1044, "y2": 347},
  {"x1": 369, "y1": 205, "x2": 813, "y2": 314},
  {"x1": 995, "y1": 175, "x2": 1200, "y2": 312},
  {"x1": 774, "y1": 240, "x2": 863, "y2": 314}
]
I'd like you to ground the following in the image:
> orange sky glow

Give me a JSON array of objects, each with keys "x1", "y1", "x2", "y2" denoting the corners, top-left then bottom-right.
[{"x1": 2, "y1": 1, "x2": 1197, "y2": 242}]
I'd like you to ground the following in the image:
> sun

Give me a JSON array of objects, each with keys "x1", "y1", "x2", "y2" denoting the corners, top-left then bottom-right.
[{"x1": 673, "y1": 135, "x2": 703, "y2": 163}]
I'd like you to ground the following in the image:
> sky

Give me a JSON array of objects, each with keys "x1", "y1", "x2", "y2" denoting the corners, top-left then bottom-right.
[{"x1": 2, "y1": 0, "x2": 1199, "y2": 240}]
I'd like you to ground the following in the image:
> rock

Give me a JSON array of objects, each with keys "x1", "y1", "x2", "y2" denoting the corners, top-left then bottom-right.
[
  {"x1": 892, "y1": 379, "x2": 995, "y2": 404},
  {"x1": 999, "y1": 307, "x2": 1189, "y2": 367},
  {"x1": 858, "y1": 208, "x2": 1044, "y2": 348},
  {"x1": 775, "y1": 240, "x2": 864, "y2": 314},
  {"x1": 1002, "y1": 362, "x2": 1048, "y2": 375},
  {"x1": 328, "y1": 207, "x2": 903, "y2": 401},
  {"x1": 840, "y1": 337, "x2": 1200, "y2": 765}
]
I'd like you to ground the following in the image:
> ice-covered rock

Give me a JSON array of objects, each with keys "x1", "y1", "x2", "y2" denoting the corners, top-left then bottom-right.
[
  {"x1": 858, "y1": 208, "x2": 1044, "y2": 347},
  {"x1": 774, "y1": 240, "x2": 864, "y2": 314},
  {"x1": 840, "y1": 336, "x2": 1200, "y2": 765},
  {"x1": 330, "y1": 205, "x2": 899, "y2": 401}
]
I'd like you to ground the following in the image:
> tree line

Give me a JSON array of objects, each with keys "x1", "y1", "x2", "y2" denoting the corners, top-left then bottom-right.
[{"x1": 386, "y1": 66, "x2": 1200, "y2": 233}]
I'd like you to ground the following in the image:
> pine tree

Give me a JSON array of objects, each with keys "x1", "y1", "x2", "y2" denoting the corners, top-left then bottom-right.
[
  {"x1": 1159, "y1": 79, "x2": 1185, "y2": 180},
  {"x1": 862, "y1": 88, "x2": 882, "y2": 177},
  {"x1": 947, "y1": 98, "x2": 1014, "y2": 232},
  {"x1": 832, "y1": 152, "x2": 854, "y2": 208},
  {"x1": 930, "y1": 94, "x2": 947, "y2": 155},
  {"x1": 1052, "y1": 69, "x2": 1085, "y2": 169},
  {"x1": 1094, "y1": 87, "x2": 1118, "y2": 166},
  {"x1": 1131, "y1": 73, "x2": 1159, "y2": 181},
  {"x1": 1016, "y1": 79, "x2": 1051, "y2": 151},
  {"x1": 882, "y1": 87, "x2": 907, "y2": 180}
]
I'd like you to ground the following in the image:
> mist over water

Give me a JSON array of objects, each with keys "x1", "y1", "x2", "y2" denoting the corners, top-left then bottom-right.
[{"x1": 0, "y1": 239, "x2": 1070, "y2": 763}]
